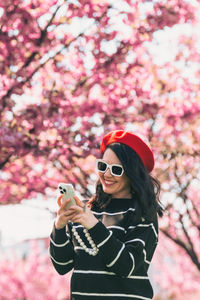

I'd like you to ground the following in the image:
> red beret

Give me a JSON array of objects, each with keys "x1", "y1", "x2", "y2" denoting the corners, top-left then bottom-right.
[{"x1": 100, "y1": 130, "x2": 154, "y2": 172}]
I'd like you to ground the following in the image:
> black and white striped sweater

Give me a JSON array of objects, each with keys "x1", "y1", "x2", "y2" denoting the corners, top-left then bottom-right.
[{"x1": 49, "y1": 198, "x2": 158, "y2": 300}]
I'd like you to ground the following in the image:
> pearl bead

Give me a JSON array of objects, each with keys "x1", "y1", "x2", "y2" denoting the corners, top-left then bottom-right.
[{"x1": 72, "y1": 225, "x2": 99, "y2": 256}]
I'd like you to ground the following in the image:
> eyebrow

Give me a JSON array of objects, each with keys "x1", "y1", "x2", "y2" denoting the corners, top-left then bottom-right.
[{"x1": 101, "y1": 159, "x2": 122, "y2": 165}]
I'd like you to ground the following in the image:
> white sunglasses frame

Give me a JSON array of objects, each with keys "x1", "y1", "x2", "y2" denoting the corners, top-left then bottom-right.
[{"x1": 96, "y1": 159, "x2": 124, "y2": 177}]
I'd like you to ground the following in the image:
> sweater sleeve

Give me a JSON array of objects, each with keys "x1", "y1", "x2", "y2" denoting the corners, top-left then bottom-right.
[
  {"x1": 88, "y1": 220, "x2": 158, "y2": 277},
  {"x1": 49, "y1": 222, "x2": 74, "y2": 275}
]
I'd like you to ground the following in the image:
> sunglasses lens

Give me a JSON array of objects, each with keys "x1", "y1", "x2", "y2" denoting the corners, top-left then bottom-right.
[
  {"x1": 97, "y1": 161, "x2": 107, "y2": 172},
  {"x1": 112, "y1": 165, "x2": 123, "y2": 176},
  {"x1": 97, "y1": 160, "x2": 123, "y2": 176}
]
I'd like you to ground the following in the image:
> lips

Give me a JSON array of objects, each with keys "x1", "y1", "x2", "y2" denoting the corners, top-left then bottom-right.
[{"x1": 103, "y1": 179, "x2": 116, "y2": 186}]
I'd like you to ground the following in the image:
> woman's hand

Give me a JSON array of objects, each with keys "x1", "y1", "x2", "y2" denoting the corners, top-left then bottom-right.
[
  {"x1": 67, "y1": 195, "x2": 98, "y2": 230},
  {"x1": 55, "y1": 195, "x2": 77, "y2": 229},
  {"x1": 55, "y1": 195, "x2": 98, "y2": 230}
]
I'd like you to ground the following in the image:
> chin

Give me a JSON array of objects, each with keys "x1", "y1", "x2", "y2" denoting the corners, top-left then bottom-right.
[{"x1": 102, "y1": 185, "x2": 116, "y2": 195}]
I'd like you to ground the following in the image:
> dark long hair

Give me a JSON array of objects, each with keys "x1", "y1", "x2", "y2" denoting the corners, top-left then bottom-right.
[{"x1": 89, "y1": 143, "x2": 164, "y2": 222}]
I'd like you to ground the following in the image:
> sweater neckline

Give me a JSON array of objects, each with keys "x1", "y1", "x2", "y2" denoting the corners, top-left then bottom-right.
[{"x1": 105, "y1": 197, "x2": 134, "y2": 211}]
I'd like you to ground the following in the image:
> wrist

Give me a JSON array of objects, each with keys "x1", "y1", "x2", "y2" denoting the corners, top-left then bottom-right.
[
  {"x1": 85, "y1": 219, "x2": 98, "y2": 230},
  {"x1": 55, "y1": 220, "x2": 65, "y2": 230}
]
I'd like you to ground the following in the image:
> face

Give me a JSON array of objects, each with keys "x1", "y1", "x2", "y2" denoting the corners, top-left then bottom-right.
[{"x1": 98, "y1": 148, "x2": 131, "y2": 199}]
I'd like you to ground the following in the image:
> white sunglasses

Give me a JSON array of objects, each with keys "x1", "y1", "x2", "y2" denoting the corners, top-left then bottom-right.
[{"x1": 96, "y1": 159, "x2": 124, "y2": 177}]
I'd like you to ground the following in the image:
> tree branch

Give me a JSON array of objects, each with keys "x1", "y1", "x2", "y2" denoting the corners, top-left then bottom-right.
[
  {"x1": 0, "y1": 153, "x2": 13, "y2": 170},
  {"x1": 161, "y1": 228, "x2": 200, "y2": 271},
  {"x1": 1, "y1": 2, "x2": 63, "y2": 108}
]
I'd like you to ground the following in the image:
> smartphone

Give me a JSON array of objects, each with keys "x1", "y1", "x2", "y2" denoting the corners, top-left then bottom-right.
[{"x1": 58, "y1": 183, "x2": 76, "y2": 210}]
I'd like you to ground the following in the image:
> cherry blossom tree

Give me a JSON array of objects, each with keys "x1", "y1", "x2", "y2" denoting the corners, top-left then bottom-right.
[
  {"x1": 152, "y1": 232, "x2": 200, "y2": 299},
  {"x1": 0, "y1": 241, "x2": 71, "y2": 300},
  {"x1": 0, "y1": 0, "x2": 200, "y2": 296}
]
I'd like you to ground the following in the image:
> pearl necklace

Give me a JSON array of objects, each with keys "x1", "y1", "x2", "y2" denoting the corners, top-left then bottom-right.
[{"x1": 72, "y1": 226, "x2": 99, "y2": 256}]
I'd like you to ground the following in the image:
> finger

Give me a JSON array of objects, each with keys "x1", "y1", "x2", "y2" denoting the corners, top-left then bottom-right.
[
  {"x1": 67, "y1": 205, "x2": 83, "y2": 214},
  {"x1": 60, "y1": 198, "x2": 73, "y2": 209},
  {"x1": 70, "y1": 214, "x2": 83, "y2": 223},
  {"x1": 57, "y1": 196, "x2": 72, "y2": 209},
  {"x1": 57, "y1": 195, "x2": 63, "y2": 207},
  {"x1": 63, "y1": 207, "x2": 80, "y2": 215},
  {"x1": 74, "y1": 195, "x2": 84, "y2": 208},
  {"x1": 58, "y1": 199, "x2": 73, "y2": 214},
  {"x1": 63, "y1": 211, "x2": 77, "y2": 219}
]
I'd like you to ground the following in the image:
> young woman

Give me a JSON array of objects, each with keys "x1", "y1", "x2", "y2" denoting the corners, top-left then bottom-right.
[{"x1": 49, "y1": 130, "x2": 163, "y2": 300}]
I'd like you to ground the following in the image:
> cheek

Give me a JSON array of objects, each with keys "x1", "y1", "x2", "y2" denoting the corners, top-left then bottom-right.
[
  {"x1": 98, "y1": 172, "x2": 104, "y2": 182},
  {"x1": 120, "y1": 176, "x2": 130, "y2": 188}
]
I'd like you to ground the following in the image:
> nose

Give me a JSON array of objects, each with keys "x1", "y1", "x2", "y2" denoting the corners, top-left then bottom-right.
[{"x1": 104, "y1": 166, "x2": 113, "y2": 177}]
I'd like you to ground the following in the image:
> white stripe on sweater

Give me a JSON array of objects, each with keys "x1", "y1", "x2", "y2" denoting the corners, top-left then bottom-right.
[
  {"x1": 125, "y1": 239, "x2": 150, "y2": 264},
  {"x1": 106, "y1": 244, "x2": 125, "y2": 267},
  {"x1": 98, "y1": 231, "x2": 113, "y2": 248},
  {"x1": 128, "y1": 223, "x2": 158, "y2": 239},
  {"x1": 74, "y1": 270, "x2": 148, "y2": 280},
  {"x1": 50, "y1": 237, "x2": 70, "y2": 247},
  {"x1": 93, "y1": 208, "x2": 135, "y2": 216},
  {"x1": 72, "y1": 292, "x2": 151, "y2": 299},
  {"x1": 50, "y1": 254, "x2": 73, "y2": 266},
  {"x1": 128, "y1": 252, "x2": 135, "y2": 277},
  {"x1": 107, "y1": 226, "x2": 126, "y2": 232},
  {"x1": 125, "y1": 238, "x2": 145, "y2": 246},
  {"x1": 143, "y1": 249, "x2": 150, "y2": 264}
]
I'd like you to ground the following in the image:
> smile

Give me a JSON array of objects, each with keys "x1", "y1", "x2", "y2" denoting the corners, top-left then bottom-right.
[{"x1": 104, "y1": 180, "x2": 116, "y2": 186}]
